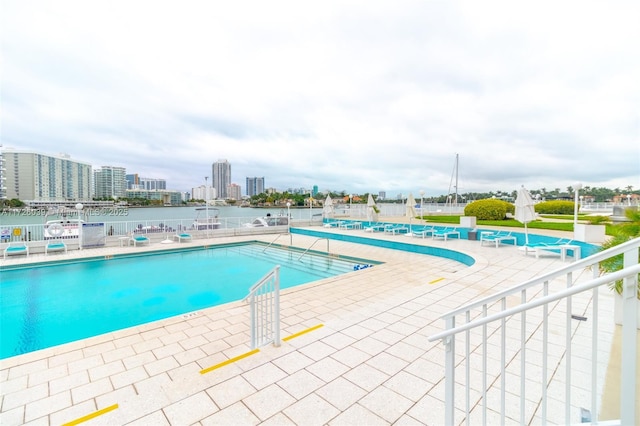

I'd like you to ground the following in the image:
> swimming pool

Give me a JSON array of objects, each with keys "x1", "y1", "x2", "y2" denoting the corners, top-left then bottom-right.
[{"x1": 0, "y1": 242, "x2": 377, "y2": 359}]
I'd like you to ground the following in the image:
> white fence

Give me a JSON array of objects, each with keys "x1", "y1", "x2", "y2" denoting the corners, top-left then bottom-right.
[{"x1": 428, "y1": 237, "x2": 639, "y2": 425}]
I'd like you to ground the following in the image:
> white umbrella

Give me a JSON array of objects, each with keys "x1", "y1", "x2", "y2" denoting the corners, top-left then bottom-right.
[
  {"x1": 323, "y1": 195, "x2": 334, "y2": 219},
  {"x1": 405, "y1": 193, "x2": 417, "y2": 235},
  {"x1": 367, "y1": 194, "x2": 377, "y2": 222},
  {"x1": 515, "y1": 186, "x2": 537, "y2": 244}
]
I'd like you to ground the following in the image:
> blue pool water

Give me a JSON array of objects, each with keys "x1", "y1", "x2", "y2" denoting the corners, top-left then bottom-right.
[{"x1": 0, "y1": 243, "x2": 375, "y2": 359}]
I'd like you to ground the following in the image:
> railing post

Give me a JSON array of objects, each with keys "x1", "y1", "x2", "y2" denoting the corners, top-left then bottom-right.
[
  {"x1": 620, "y1": 248, "x2": 637, "y2": 425},
  {"x1": 444, "y1": 315, "x2": 455, "y2": 426},
  {"x1": 273, "y1": 266, "x2": 281, "y2": 347},
  {"x1": 249, "y1": 293, "x2": 256, "y2": 348}
]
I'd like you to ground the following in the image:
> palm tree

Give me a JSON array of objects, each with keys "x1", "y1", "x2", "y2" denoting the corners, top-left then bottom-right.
[{"x1": 599, "y1": 207, "x2": 640, "y2": 297}]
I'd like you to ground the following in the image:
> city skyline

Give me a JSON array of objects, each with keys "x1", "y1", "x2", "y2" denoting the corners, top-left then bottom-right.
[
  {"x1": 1, "y1": 147, "x2": 638, "y2": 205},
  {"x1": 2, "y1": 2, "x2": 639, "y2": 197}
]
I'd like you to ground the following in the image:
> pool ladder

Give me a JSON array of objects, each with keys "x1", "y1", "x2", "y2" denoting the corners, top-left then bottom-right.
[
  {"x1": 297, "y1": 238, "x2": 330, "y2": 261},
  {"x1": 262, "y1": 233, "x2": 292, "y2": 252}
]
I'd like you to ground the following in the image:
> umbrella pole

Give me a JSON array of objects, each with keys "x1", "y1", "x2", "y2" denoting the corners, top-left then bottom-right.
[{"x1": 525, "y1": 223, "x2": 529, "y2": 244}]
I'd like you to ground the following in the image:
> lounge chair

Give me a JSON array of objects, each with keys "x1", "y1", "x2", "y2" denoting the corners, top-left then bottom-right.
[
  {"x1": 384, "y1": 224, "x2": 409, "y2": 235},
  {"x1": 339, "y1": 221, "x2": 362, "y2": 230},
  {"x1": 411, "y1": 226, "x2": 436, "y2": 238},
  {"x1": 174, "y1": 232, "x2": 192, "y2": 243},
  {"x1": 522, "y1": 239, "x2": 580, "y2": 260},
  {"x1": 129, "y1": 234, "x2": 150, "y2": 247},
  {"x1": 323, "y1": 220, "x2": 344, "y2": 228},
  {"x1": 432, "y1": 227, "x2": 460, "y2": 241},
  {"x1": 4, "y1": 242, "x2": 29, "y2": 259},
  {"x1": 480, "y1": 231, "x2": 517, "y2": 248},
  {"x1": 521, "y1": 238, "x2": 571, "y2": 255},
  {"x1": 45, "y1": 240, "x2": 67, "y2": 255},
  {"x1": 364, "y1": 223, "x2": 386, "y2": 232}
]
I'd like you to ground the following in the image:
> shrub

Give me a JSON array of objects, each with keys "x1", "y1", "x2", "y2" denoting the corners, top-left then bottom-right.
[
  {"x1": 534, "y1": 200, "x2": 575, "y2": 215},
  {"x1": 598, "y1": 207, "x2": 640, "y2": 298},
  {"x1": 587, "y1": 215, "x2": 610, "y2": 225},
  {"x1": 464, "y1": 199, "x2": 513, "y2": 220}
]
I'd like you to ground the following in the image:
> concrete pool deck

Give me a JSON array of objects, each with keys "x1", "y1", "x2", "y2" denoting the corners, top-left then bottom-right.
[{"x1": 0, "y1": 223, "x2": 630, "y2": 425}]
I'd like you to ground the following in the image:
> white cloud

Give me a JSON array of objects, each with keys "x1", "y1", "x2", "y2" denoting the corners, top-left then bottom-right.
[{"x1": 1, "y1": 0, "x2": 639, "y2": 198}]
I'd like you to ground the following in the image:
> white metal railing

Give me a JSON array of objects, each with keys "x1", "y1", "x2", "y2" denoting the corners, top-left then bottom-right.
[
  {"x1": 297, "y1": 238, "x2": 330, "y2": 261},
  {"x1": 0, "y1": 216, "x2": 292, "y2": 246},
  {"x1": 243, "y1": 266, "x2": 281, "y2": 349},
  {"x1": 428, "y1": 237, "x2": 639, "y2": 426}
]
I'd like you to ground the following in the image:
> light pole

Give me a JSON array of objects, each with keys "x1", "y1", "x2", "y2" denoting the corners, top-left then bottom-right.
[
  {"x1": 204, "y1": 177, "x2": 209, "y2": 238},
  {"x1": 573, "y1": 182, "x2": 582, "y2": 230},
  {"x1": 286, "y1": 202, "x2": 291, "y2": 243},
  {"x1": 75, "y1": 203, "x2": 84, "y2": 250},
  {"x1": 627, "y1": 194, "x2": 632, "y2": 206},
  {"x1": 419, "y1": 190, "x2": 425, "y2": 219},
  {"x1": 349, "y1": 194, "x2": 353, "y2": 216}
]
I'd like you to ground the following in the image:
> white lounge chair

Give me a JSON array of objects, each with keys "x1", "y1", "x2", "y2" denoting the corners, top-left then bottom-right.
[
  {"x1": 432, "y1": 227, "x2": 460, "y2": 241},
  {"x1": 412, "y1": 226, "x2": 436, "y2": 238},
  {"x1": 522, "y1": 239, "x2": 579, "y2": 260},
  {"x1": 45, "y1": 240, "x2": 67, "y2": 255},
  {"x1": 129, "y1": 234, "x2": 150, "y2": 247},
  {"x1": 364, "y1": 223, "x2": 386, "y2": 232},
  {"x1": 385, "y1": 224, "x2": 409, "y2": 235},
  {"x1": 480, "y1": 231, "x2": 517, "y2": 248},
  {"x1": 174, "y1": 232, "x2": 192, "y2": 243},
  {"x1": 4, "y1": 242, "x2": 29, "y2": 259}
]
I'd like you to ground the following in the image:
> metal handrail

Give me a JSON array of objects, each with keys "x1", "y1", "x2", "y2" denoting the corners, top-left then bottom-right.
[
  {"x1": 442, "y1": 237, "x2": 640, "y2": 319},
  {"x1": 428, "y1": 264, "x2": 640, "y2": 342},
  {"x1": 296, "y1": 238, "x2": 329, "y2": 261},
  {"x1": 243, "y1": 266, "x2": 281, "y2": 349},
  {"x1": 428, "y1": 238, "x2": 639, "y2": 426},
  {"x1": 262, "y1": 233, "x2": 289, "y2": 252}
]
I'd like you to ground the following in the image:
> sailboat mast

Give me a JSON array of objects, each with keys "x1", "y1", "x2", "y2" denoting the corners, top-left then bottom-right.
[{"x1": 455, "y1": 153, "x2": 459, "y2": 205}]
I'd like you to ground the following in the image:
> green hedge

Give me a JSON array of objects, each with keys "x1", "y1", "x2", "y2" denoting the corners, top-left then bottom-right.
[
  {"x1": 463, "y1": 199, "x2": 515, "y2": 220},
  {"x1": 534, "y1": 200, "x2": 575, "y2": 215}
]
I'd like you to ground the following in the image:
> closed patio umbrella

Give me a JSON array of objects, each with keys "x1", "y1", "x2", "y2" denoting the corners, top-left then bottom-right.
[
  {"x1": 323, "y1": 195, "x2": 334, "y2": 219},
  {"x1": 515, "y1": 186, "x2": 537, "y2": 244},
  {"x1": 367, "y1": 194, "x2": 378, "y2": 222},
  {"x1": 405, "y1": 193, "x2": 417, "y2": 235}
]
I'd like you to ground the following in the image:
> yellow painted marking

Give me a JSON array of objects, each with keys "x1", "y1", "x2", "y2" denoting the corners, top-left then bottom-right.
[
  {"x1": 429, "y1": 278, "x2": 445, "y2": 285},
  {"x1": 283, "y1": 324, "x2": 324, "y2": 341},
  {"x1": 200, "y1": 348, "x2": 260, "y2": 374},
  {"x1": 62, "y1": 404, "x2": 118, "y2": 426}
]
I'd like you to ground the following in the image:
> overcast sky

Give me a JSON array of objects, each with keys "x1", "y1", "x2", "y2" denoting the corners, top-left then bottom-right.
[{"x1": 2, "y1": 1, "x2": 639, "y2": 198}]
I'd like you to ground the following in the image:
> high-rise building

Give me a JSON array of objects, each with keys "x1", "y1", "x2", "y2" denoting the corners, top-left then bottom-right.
[
  {"x1": 126, "y1": 174, "x2": 140, "y2": 189},
  {"x1": 94, "y1": 166, "x2": 127, "y2": 199},
  {"x1": 246, "y1": 177, "x2": 265, "y2": 197},
  {"x1": 139, "y1": 177, "x2": 166, "y2": 191},
  {"x1": 191, "y1": 185, "x2": 216, "y2": 201},
  {"x1": 0, "y1": 150, "x2": 6, "y2": 201},
  {"x1": 227, "y1": 183, "x2": 242, "y2": 201},
  {"x1": 0, "y1": 149, "x2": 92, "y2": 201},
  {"x1": 212, "y1": 159, "x2": 231, "y2": 199},
  {"x1": 312, "y1": 185, "x2": 319, "y2": 196}
]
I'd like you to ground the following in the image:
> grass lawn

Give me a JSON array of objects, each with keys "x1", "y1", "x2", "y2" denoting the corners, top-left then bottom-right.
[{"x1": 419, "y1": 215, "x2": 616, "y2": 235}]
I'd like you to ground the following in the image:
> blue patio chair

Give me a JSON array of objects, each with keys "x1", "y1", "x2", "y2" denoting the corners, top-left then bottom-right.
[
  {"x1": 45, "y1": 240, "x2": 67, "y2": 255},
  {"x1": 129, "y1": 234, "x2": 150, "y2": 247},
  {"x1": 4, "y1": 242, "x2": 29, "y2": 259},
  {"x1": 174, "y1": 232, "x2": 192, "y2": 243}
]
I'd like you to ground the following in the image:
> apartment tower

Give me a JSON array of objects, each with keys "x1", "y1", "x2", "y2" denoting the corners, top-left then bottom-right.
[
  {"x1": 0, "y1": 149, "x2": 92, "y2": 201},
  {"x1": 212, "y1": 159, "x2": 231, "y2": 200},
  {"x1": 246, "y1": 177, "x2": 265, "y2": 197}
]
